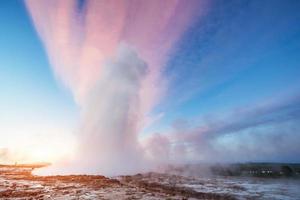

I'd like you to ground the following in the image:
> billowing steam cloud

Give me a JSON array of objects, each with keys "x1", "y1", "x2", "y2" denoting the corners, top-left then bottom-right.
[
  {"x1": 77, "y1": 44, "x2": 148, "y2": 175},
  {"x1": 144, "y1": 95, "x2": 300, "y2": 164},
  {"x1": 25, "y1": 0, "x2": 205, "y2": 175}
]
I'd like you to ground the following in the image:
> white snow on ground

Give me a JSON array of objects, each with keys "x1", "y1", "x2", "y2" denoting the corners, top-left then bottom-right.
[
  {"x1": 118, "y1": 172, "x2": 300, "y2": 200},
  {"x1": 179, "y1": 176, "x2": 300, "y2": 200},
  {"x1": 0, "y1": 167, "x2": 299, "y2": 199}
]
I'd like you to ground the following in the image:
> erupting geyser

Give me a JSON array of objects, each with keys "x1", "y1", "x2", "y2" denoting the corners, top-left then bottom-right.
[{"x1": 25, "y1": 0, "x2": 204, "y2": 175}]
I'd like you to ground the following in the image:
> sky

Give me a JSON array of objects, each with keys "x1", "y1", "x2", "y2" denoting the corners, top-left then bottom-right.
[
  {"x1": 0, "y1": 0, "x2": 78, "y2": 163},
  {"x1": 0, "y1": 0, "x2": 300, "y2": 174}
]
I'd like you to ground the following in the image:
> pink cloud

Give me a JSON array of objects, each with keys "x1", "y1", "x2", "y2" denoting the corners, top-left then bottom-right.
[
  {"x1": 26, "y1": 0, "x2": 206, "y2": 106},
  {"x1": 25, "y1": 0, "x2": 207, "y2": 175}
]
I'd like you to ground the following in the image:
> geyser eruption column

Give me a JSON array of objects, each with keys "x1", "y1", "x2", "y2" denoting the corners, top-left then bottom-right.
[
  {"x1": 79, "y1": 44, "x2": 147, "y2": 174},
  {"x1": 25, "y1": 0, "x2": 203, "y2": 175}
]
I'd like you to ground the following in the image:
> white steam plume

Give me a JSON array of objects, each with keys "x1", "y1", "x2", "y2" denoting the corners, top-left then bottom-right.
[{"x1": 25, "y1": 0, "x2": 205, "y2": 175}]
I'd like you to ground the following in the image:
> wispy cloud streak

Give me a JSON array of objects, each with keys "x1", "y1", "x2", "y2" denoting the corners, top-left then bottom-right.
[{"x1": 144, "y1": 95, "x2": 300, "y2": 163}]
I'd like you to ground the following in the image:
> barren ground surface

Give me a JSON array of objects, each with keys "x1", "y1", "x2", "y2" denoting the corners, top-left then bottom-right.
[{"x1": 0, "y1": 166, "x2": 299, "y2": 199}]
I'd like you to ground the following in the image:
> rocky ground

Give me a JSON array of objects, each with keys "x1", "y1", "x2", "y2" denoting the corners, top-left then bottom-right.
[
  {"x1": 0, "y1": 166, "x2": 235, "y2": 200},
  {"x1": 0, "y1": 166, "x2": 299, "y2": 199}
]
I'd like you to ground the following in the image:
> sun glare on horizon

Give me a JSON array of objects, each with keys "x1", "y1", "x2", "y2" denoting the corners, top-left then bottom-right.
[{"x1": 0, "y1": 133, "x2": 76, "y2": 165}]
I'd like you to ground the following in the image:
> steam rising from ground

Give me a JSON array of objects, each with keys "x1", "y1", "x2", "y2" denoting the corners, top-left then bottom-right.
[
  {"x1": 26, "y1": 0, "x2": 204, "y2": 175},
  {"x1": 77, "y1": 44, "x2": 148, "y2": 175}
]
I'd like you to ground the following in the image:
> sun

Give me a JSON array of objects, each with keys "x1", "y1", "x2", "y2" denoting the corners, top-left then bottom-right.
[{"x1": 1, "y1": 133, "x2": 77, "y2": 165}]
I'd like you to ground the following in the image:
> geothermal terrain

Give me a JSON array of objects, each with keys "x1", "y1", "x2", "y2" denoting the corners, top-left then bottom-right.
[{"x1": 0, "y1": 164, "x2": 299, "y2": 200}]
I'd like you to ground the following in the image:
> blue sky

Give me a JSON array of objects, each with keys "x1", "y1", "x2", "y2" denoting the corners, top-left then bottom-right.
[
  {"x1": 148, "y1": 0, "x2": 300, "y2": 134},
  {"x1": 0, "y1": 1, "x2": 78, "y2": 162},
  {"x1": 1, "y1": 0, "x2": 300, "y2": 164},
  {"x1": 0, "y1": 1, "x2": 78, "y2": 125}
]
